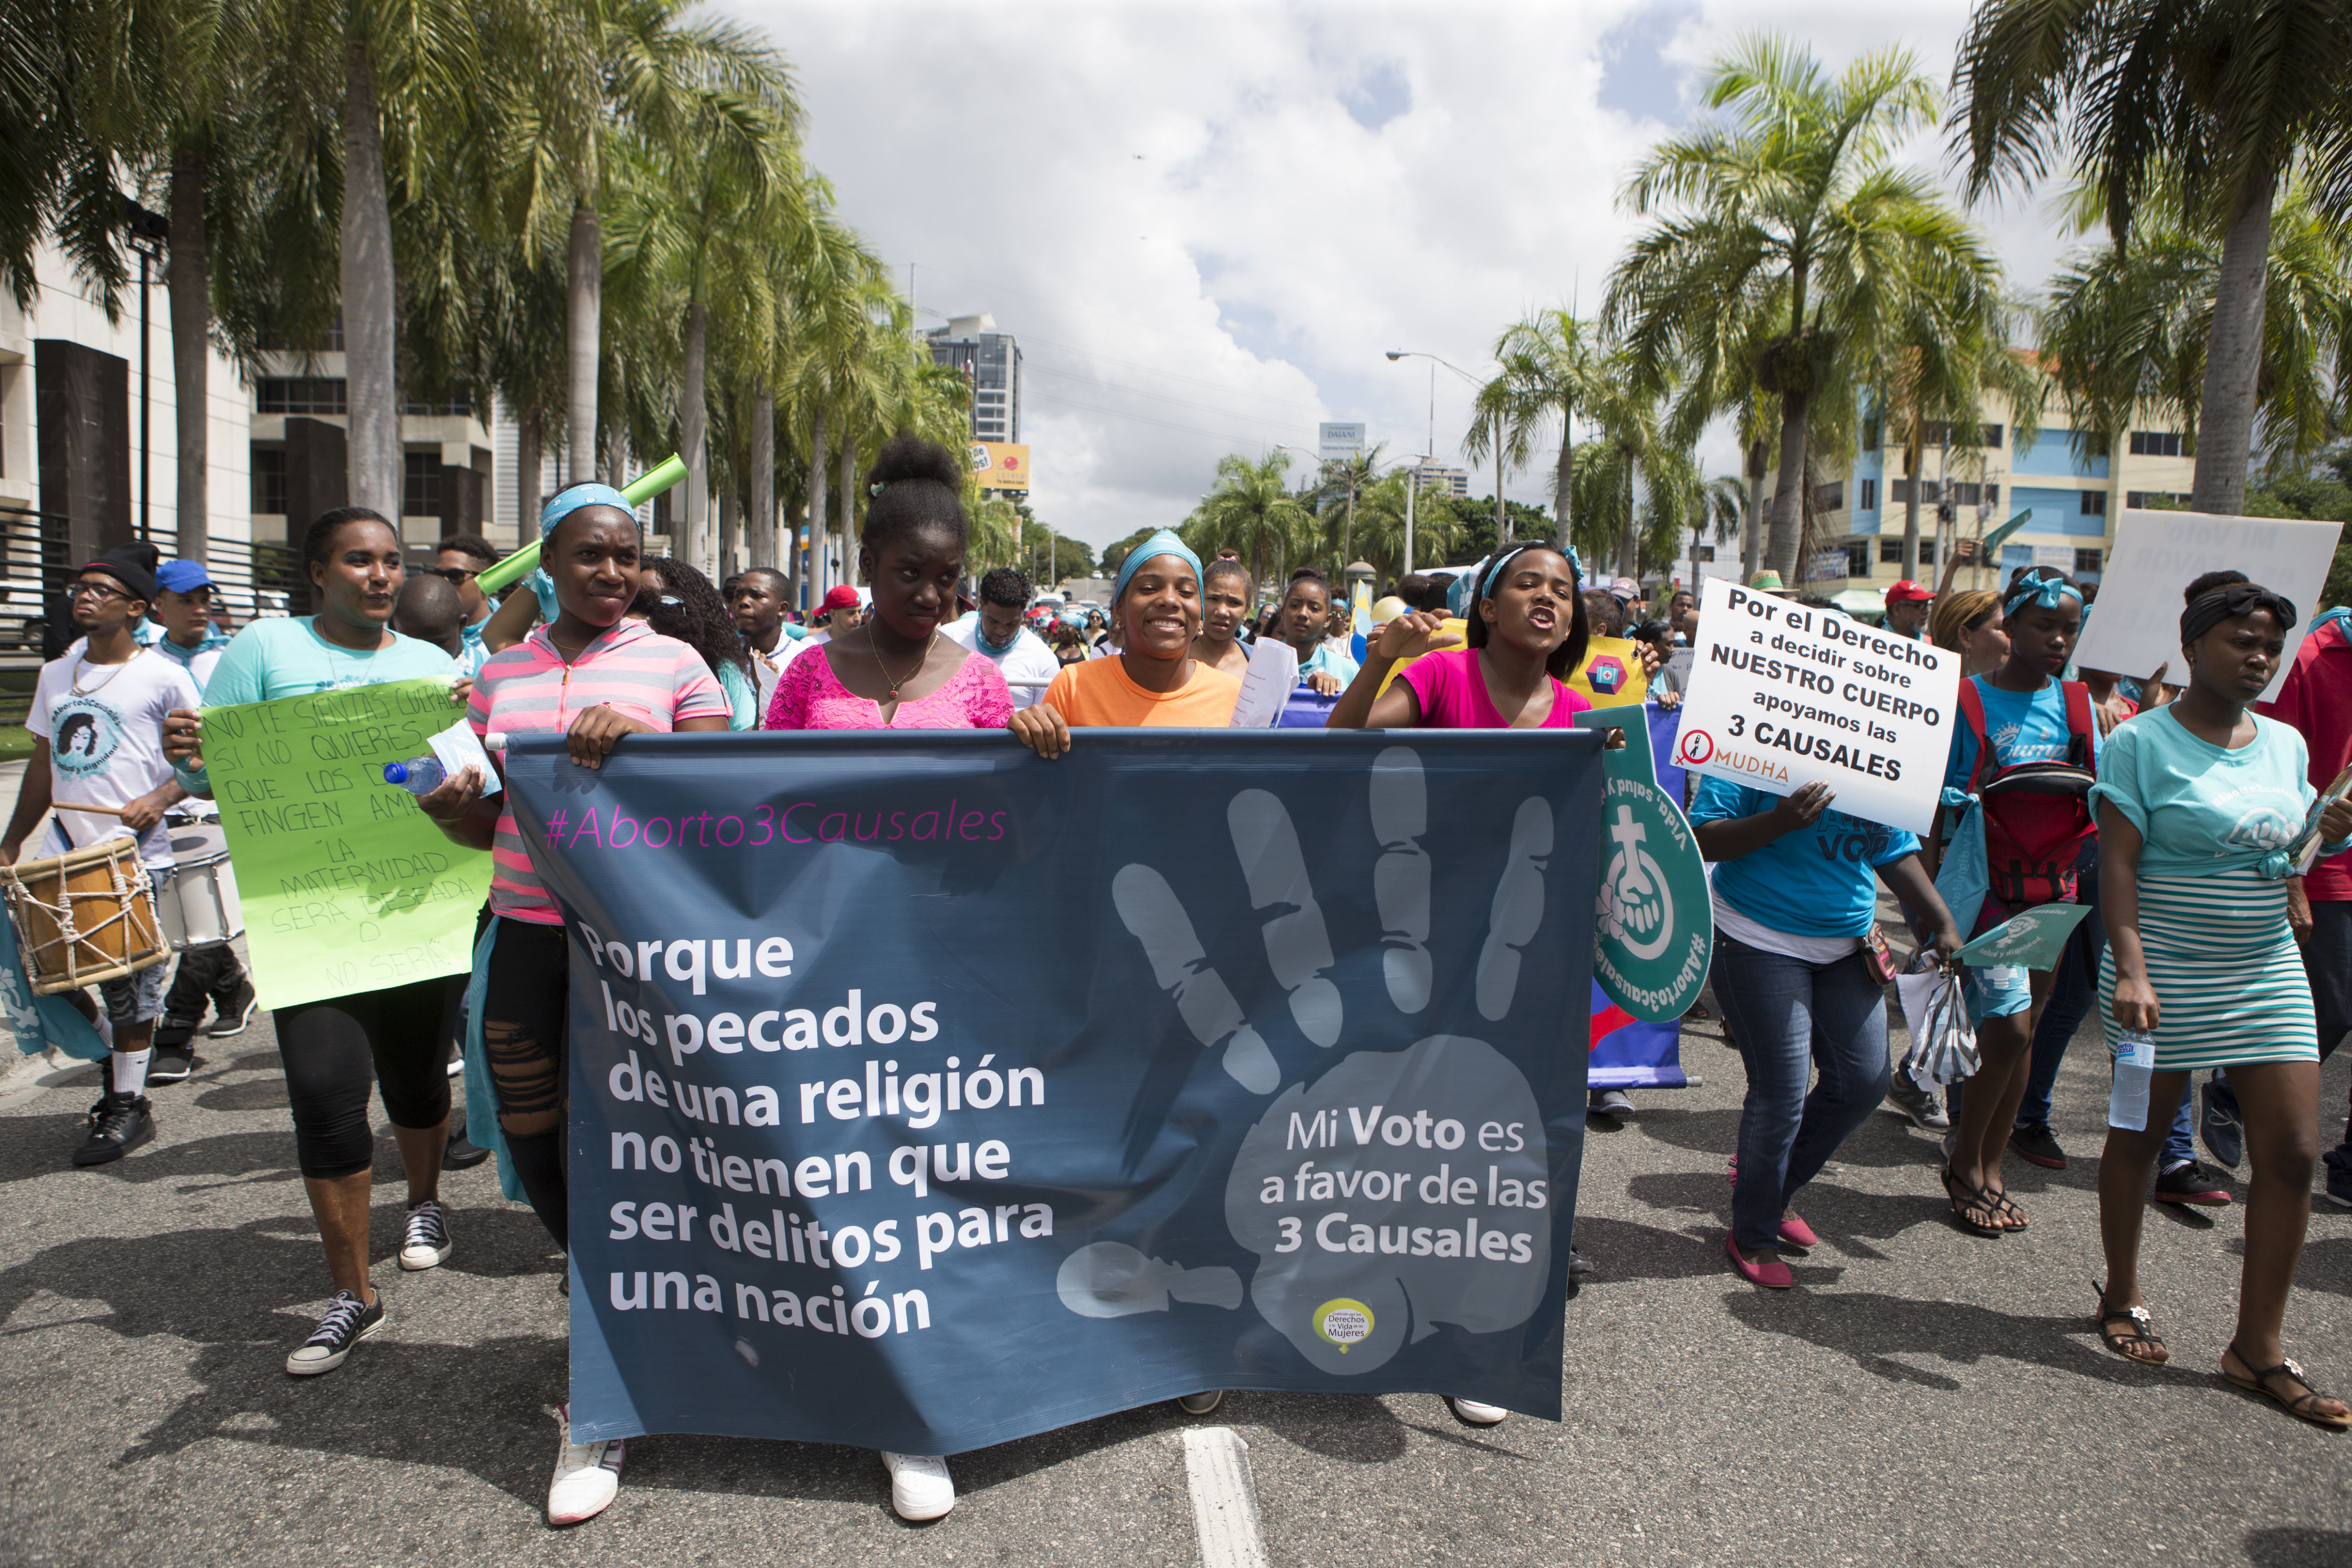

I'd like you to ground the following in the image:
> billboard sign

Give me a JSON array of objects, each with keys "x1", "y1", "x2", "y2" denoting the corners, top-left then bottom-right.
[
  {"x1": 970, "y1": 443, "x2": 1032, "y2": 492},
  {"x1": 1318, "y1": 423, "x2": 1366, "y2": 462}
]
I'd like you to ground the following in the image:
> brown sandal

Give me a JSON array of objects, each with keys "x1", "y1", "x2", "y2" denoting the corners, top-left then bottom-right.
[
  {"x1": 2222, "y1": 1343, "x2": 2352, "y2": 1429},
  {"x1": 2092, "y1": 1283, "x2": 2167, "y2": 1364}
]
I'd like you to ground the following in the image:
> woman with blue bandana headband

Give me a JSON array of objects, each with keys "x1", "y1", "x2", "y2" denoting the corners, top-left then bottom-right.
[
  {"x1": 1008, "y1": 529, "x2": 1240, "y2": 757},
  {"x1": 1926, "y1": 565, "x2": 2096, "y2": 1238}
]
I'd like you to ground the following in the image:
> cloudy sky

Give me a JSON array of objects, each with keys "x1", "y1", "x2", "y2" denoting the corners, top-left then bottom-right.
[{"x1": 726, "y1": 0, "x2": 2086, "y2": 553}]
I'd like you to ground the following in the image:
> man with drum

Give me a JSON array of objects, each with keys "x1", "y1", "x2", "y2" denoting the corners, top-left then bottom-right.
[
  {"x1": 145, "y1": 558, "x2": 256, "y2": 1080},
  {"x1": 0, "y1": 545, "x2": 203, "y2": 1164}
]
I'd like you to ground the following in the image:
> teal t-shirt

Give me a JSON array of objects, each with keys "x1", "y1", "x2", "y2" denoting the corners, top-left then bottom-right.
[
  {"x1": 1689, "y1": 777, "x2": 1922, "y2": 938},
  {"x1": 715, "y1": 658, "x2": 758, "y2": 731},
  {"x1": 1944, "y1": 676, "x2": 2100, "y2": 794},
  {"x1": 179, "y1": 616, "x2": 456, "y2": 794},
  {"x1": 2088, "y1": 707, "x2": 2313, "y2": 876}
]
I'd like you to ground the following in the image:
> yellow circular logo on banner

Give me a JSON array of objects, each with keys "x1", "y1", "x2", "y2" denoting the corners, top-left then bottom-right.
[{"x1": 1314, "y1": 1298, "x2": 1374, "y2": 1352}]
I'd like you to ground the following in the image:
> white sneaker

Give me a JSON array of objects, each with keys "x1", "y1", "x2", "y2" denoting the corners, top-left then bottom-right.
[
  {"x1": 881, "y1": 1451, "x2": 955, "y2": 1520},
  {"x1": 398, "y1": 1200, "x2": 452, "y2": 1271},
  {"x1": 547, "y1": 1405, "x2": 625, "y2": 1526},
  {"x1": 1448, "y1": 1396, "x2": 1509, "y2": 1426}
]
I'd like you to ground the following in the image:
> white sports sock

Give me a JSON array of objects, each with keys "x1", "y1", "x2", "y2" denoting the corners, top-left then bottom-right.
[{"x1": 111, "y1": 1048, "x2": 151, "y2": 1098}]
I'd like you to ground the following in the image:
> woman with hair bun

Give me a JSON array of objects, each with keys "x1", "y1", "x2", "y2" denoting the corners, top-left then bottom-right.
[
  {"x1": 764, "y1": 433, "x2": 1012, "y2": 735},
  {"x1": 632, "y1": 556, "x2": 760, "y2": 728}
]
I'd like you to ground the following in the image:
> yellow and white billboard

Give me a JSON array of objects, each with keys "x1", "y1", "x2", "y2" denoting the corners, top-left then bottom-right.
[{"x1": 969, "y1": 442, "x2": 1033, "y2": 492}]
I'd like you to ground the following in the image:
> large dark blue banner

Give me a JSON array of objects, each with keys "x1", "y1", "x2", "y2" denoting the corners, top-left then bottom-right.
[{"x1": 504, "y1": 729, "x2": 1603, "y2": 1456}]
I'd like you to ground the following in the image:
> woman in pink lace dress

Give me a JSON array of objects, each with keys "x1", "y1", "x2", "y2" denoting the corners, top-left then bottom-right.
[{"x1": 766, "y1": 434, "x2": 1013, "y2": 735}]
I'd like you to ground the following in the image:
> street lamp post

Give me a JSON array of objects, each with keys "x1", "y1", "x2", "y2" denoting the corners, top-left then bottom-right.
[{"x1": 1386, "y1": 349, "x2": 1493, "y2": 572}]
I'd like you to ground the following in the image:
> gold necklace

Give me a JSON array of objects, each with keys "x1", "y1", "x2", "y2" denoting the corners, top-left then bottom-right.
[
  {"x1": 869, "y1": 624, "x2": 936, "y2": 702},
  {"x1": 71, "y1": 644, "x2": 144, "y2": 695}
]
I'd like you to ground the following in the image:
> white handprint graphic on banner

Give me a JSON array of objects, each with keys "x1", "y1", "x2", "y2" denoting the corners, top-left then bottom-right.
[{"x1": 1101, "y1": 746, "x2": 1558, "y2": 1373}]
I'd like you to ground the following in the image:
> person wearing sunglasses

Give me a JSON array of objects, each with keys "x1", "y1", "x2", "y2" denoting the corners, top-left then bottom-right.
[{"x1": 431, "y1": 534, "x2": 501, "y2": 677}]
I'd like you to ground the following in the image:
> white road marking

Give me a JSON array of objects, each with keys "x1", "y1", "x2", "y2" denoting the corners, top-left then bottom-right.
[{"x1": 1182, "y1": 1425, "x2": 1268, "y2": 1568}]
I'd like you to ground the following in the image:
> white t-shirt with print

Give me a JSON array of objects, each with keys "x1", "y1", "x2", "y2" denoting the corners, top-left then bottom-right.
[{"x1": 29, "y1": 648, "x2": 204, "y2": 865}]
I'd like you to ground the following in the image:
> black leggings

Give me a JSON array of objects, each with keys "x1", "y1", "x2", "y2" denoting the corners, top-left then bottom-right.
[
  {"x1": 483, "y1": 918, "x2": 572, "y2": 1248},
  {"x1": 276, "y1": 978, "x2": 452, "y2": 1179}
]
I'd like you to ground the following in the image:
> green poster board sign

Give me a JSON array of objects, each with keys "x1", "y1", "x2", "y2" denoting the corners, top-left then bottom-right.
[
  {"x1": 201, "y1": 678, "x2": 490, "y2": 1009},
  {"x1": 1573, "y1": 709, "x2": 1714, "y2": 1020}
]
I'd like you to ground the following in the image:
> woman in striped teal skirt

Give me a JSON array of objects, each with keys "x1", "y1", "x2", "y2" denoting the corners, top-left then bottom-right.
[{"x1": 2092, "y1": 580, "x2": 2352, "y2": 1426}]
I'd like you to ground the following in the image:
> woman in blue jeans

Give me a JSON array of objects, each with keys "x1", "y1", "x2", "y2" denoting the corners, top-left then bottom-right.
[{"x1": 1692, "y1": 778, "x2": 1963, "y2": 1287}]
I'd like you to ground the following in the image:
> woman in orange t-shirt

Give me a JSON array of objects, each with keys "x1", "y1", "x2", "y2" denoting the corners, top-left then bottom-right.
[{"x1": 1008, "y1": 531, "x2": 1240, "y2": 756}]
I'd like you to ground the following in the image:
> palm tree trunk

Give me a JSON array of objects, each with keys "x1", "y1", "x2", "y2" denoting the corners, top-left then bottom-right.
[
  {"x1": 718, "y1": 476, "x2": 740, "y2": 580},
  {"x1": 682, "y1": 300, "x2": 709, "y2": 573},
  {"x1": 516, "y1": 404, "x2": 543, "y2": 543},
  {"x1": 808, "y1": 407, "x2": 828, "y2": 591},
  {"x1": 751, "y1": 382, "x2": 775, "y2": 571},
  {"x1": 168, "y1": 145, "x2": 208, "y2": 563},
  {"x1": 1765, "y1": 390, "x2": 1809, "y2": 580},
  {"x1": 340, "y1": 40, "x2": 401, "y2": 522},
  {"x1": 1742, "y1": 440, "x2": 1765, "y2": 583},
  {"x1": 837, "y1": 431, "x2": 855, "y2": 585},
  {"x1": 1901, "y1": 430, "x2": 1923, "y2": 581},
  {"x1": 2190, "y1": 169, "x2": 2275, "y2": 515},
  {"x1": 1550, "y1": 423, "x2": 1575, "y2": 557},
  {"x1": 566, "y1": 199, "x2": 600, "y2": 483}
]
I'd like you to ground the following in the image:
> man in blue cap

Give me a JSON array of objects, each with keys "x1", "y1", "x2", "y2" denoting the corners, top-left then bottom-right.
[{"x1": 144, "y1": 558, "x2": 255, "y2": 1077}]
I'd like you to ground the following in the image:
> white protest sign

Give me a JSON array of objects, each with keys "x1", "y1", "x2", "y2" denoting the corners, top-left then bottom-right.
[
  {"x1": 2074, "y1": 510, "x2": 2343, "y2": 701},
  {"x1": 1228, "y1": 637, "x2": 1300, "y2": 727},
  {"x1": 1670, "y1": 575, "x2": 1960, "y2": 835}
]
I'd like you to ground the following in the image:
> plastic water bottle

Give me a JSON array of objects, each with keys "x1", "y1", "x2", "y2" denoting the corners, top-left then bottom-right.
[
  {"x1": 2108, "y1": 1028, "x2": 2157, "y2": 1130},
  {"x1": 382, "y1": 756, "x2": 446, "y2": 796}
]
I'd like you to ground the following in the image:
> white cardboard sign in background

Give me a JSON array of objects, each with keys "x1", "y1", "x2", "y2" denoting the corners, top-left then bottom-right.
[
  {"x1": 2073, "y1": 510, "x2": 2343, "y2": 700},
  {"x1": 1670, "y1": 576, "x2": 1962, "y2": 836}
]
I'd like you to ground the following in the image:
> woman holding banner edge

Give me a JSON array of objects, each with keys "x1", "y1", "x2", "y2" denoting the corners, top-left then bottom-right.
[
  {"x1": 160, "y1": 508, "x2": 467, "y2": 1376},
  {"x1": 2090, "y1": 581, "x2": 2352, "y2": 1425},
  {"x1": 419, "y1": 485, "x2": 732, "y2": 1525}
]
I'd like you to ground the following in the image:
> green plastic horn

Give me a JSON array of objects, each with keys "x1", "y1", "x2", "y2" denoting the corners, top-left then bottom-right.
[{"x1": 474, "y1": 453, "x2": 688, "y2": 597}]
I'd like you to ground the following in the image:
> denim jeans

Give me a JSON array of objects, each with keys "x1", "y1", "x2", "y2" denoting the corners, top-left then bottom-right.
[{"x1": 1712, "y1": 933, "x2": 1891, "y2": 1251}]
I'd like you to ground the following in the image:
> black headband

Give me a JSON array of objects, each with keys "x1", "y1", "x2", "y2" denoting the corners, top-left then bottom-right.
[{"x1": 2181, "y1": 582, "x2": 2297, "y2": 648}]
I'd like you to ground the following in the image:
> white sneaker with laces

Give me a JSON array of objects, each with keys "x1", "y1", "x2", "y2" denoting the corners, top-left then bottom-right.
[
  {"x1": 881, "y1": 1451, "x2": 955, "y2": 1520},
  {"x1": 1448, "y1": 1396, "x2": 1509, "y2": 1425},
  {"x1": 547, "y1": 1405, "x2": 625, "y2": 1526},
  {"x1": 398, "y1": 1199, "x2": 452, "y2": 1271}
]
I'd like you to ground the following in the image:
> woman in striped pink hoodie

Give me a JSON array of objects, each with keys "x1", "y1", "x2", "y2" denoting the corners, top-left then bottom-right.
[{"x1": 423, "y1": 485, "x2": 731, "y2": 1526}]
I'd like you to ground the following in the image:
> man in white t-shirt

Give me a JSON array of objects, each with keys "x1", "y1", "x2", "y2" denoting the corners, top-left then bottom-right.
[
  {"x1": 0, "y1": 545, "x2": 203, "y2": 1167},
  {"x1": 944, "y1": 568, "x2": 1062, "y2": 710},
  {"x1": 729, "y1": 568, "x2": 796, "y2": 716}
]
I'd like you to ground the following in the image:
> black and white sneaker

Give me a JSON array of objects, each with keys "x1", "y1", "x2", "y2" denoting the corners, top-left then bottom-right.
[
  {"x1": 398, "y1": 1200, "x2": 453, "y2": 1271},
  {"x1": 146, "y1": 1043, "x2": 197, "y2": 1085},
  {"x1": 72, "y1": 1091, "x2": 155, "y2": 1166},
  {"x1": 286, "y1": 1288, "x2": 385, "y2": 1375},
  {"x1": 206, "y1": 981, "x2": 259, "y2": 1038}
]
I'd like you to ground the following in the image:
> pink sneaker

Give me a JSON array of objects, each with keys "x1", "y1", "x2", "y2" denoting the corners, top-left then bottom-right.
[
  {"x1": 1778, "y1": 1213, "x2": 1820, "y2": 1249},
  {"x1": 1724, "y1": 1231, "x2": 1793, "y2": 1289}
]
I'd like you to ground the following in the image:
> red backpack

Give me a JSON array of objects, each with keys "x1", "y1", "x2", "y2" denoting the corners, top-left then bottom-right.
[{"x1": 1957, "y1": 678, "x2": 2098, "y2": 907}]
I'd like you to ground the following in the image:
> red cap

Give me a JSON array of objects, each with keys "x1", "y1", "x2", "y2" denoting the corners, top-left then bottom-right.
[
  {"x1": 1884, "y1": 580, "x2": 1933, "y2": 605},
  {"x1": 819, "y1": 586, "x2": 861, "y2": 612}
]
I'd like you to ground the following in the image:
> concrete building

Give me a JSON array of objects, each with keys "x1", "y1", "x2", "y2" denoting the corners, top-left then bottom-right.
[
  {"x1": 924, "y1": 313, "x2": 1021, "y2": 444},
  {"x1": 1412, "y1": 462, "x2": 1471, "y2": 499},
  {"x1": 1, "y1": 234, "x2": 559, "y2": 648},
  {"x1": 1771, "y1": 390, "x2": 2195, "y2": 594}
]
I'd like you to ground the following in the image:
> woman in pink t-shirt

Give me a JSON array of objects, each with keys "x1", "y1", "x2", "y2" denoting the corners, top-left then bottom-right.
[
  {"x1": 1325, "y1": 544, "x2": 1594, "y2": 732},
  {"x1": 766, "y1": 436, "x2": 1011, "y2": 735}
]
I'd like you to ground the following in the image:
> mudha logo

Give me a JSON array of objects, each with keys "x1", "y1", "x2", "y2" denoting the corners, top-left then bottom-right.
[{"x1": 1675, "y1": 729, "x2": 1715, "y2": 765}]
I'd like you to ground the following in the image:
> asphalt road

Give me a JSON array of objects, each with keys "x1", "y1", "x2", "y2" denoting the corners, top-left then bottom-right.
[{"x1": 1, "y1": 988, "x2": 2348, "y2": 1567}]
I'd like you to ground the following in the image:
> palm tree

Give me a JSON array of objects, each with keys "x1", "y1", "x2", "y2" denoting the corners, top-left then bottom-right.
[
  {"x1": 1574, "y1": 371, "x2": 1710, "y2": 581},
  {"x1": 1307, "y1": 442, "x2": 1384, "y2": 568},
  {"x1": 1184, "y1": 451, "x2": 1313, "y2": 584},
  {"x1": 1953, "y1": 0, "x2": 2352, "y2": 514},
  {"x1": 1874, "y1": 276, "x2": 2042, "y2": 579},
  {"x1": 1609, "y1": 37, "x2": 1995, "y2": 581},
  {"x1": 1467, "y1": 310, "x2": 1608, "y2": 554},
  {"x1": 1346, "y1": 469, "x2": 1463, "y2": 584}
]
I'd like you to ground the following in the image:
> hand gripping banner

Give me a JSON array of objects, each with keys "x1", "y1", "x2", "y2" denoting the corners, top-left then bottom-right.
[{"x1": 504, "y1": 728, "x2": 1603, "y2": 1455}]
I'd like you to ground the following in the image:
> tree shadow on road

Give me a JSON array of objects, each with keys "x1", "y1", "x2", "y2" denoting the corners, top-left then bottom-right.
[
  {"x1": 2245, "y1": 1526, "x2": 2352, "y2": 1566},
  {"x1": 1721, "y1": 1289, "x2": 2201, "y2": 1392}
]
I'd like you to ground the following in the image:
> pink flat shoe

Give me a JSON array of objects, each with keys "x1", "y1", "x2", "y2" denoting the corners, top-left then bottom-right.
[
  {"x1": 1778, "y1": 1213, "x2": 1820, "y2": 1250},
  {"x1": 1724, "y1": 1231, "x2": 1793, "y2": 1289}
]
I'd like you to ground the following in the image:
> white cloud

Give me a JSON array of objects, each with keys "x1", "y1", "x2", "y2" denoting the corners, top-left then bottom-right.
[{"x1": 728, "y1": 0, "x2": 2101, "y2": 556}]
